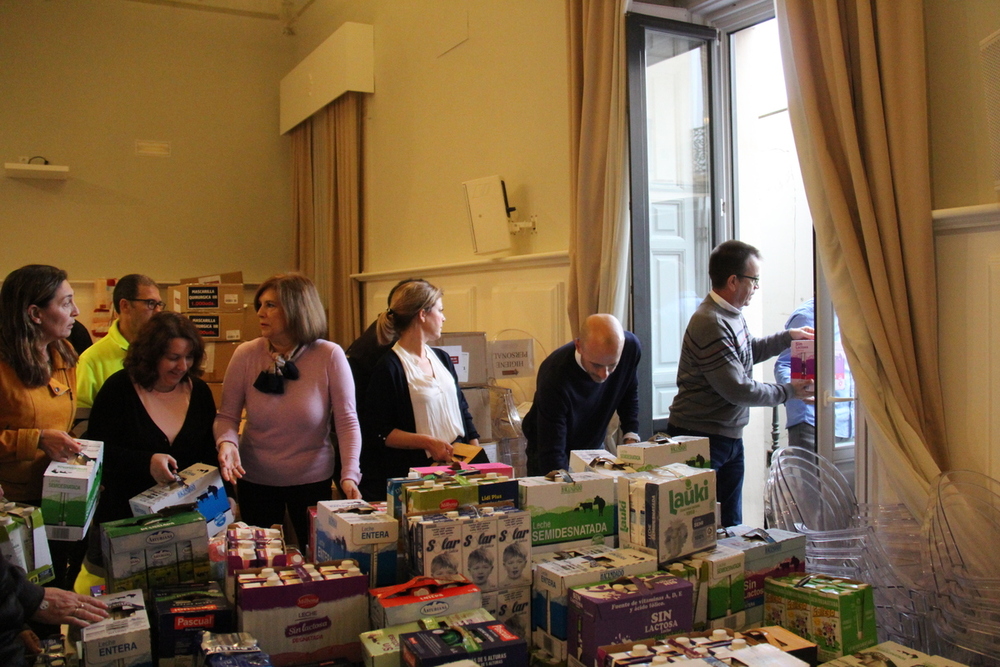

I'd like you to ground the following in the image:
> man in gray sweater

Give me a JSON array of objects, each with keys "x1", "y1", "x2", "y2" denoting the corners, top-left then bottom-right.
[{"x1": 666, "y1": 240, "x2": 815, "y2": 527}]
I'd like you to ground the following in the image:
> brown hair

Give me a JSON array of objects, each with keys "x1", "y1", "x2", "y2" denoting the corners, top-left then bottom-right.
[
  {"x1": 374, "y1": 279, "x2": 442, "y2": 345},
  {"x1": 124, "y1": 311, "x2": 205, "y2": 390},
  {"x1": 0, "y1": 265, "x2": 78, "y2": 387},
  {"x1": 254, "y1": 273, "x2": 328, "y2": 345}
]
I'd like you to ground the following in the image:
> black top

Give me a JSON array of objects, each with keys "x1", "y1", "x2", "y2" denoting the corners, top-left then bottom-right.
[
  {"x1": 359, "y1": 347, "x2": 479, "y2": 500},
  {"x1": 87, "y1": 369, "x2": 220, "y2": 522},
  {"x1": 0, "y1": 557, "x2": 45, "y2": 667}
]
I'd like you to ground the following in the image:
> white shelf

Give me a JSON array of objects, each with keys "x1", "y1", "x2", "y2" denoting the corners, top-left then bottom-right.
[{"x1": 4, "y1": 162, "x2": 70, "y2": 179}]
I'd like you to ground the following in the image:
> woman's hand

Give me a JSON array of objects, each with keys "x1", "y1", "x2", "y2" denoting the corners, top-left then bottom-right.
[
  {"x1": 31, "y1": 588, "x2": 109, "y2": 628},
  {"x1": 38, "y1": 430, "x2": 81, "y2": 462},
  {"x1": 340, "y1": 479, "x2": 361, "y2": 500},
  {"x1": 150, "y1": 453, "x2": 179, "y2": 485},
  {"x1": 425, "y1": 437, "x2": 454, "y2": 463},
  {"x1": 217, "y1": 441, "x2": 245, "y2": 483}
]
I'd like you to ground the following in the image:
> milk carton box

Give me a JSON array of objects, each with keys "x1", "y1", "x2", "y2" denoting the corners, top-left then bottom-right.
[
  {"x1": 411, "y1": 512, "x2": 467, "y2": 579},
  {"x1": 0, "y1": 502, "x2": 53, "y2": 584},
  {"x1": 568, "y1": 450, "x2": 620, "y2": 473},
  {"x1": 101, "y1": 511, "x2": 210, "y2": 593},
  {"x1": 691, "y1": 544, "x2": 745, "y2": 620},
  {"x1": 618, "y1": 464, "x2": 716, "y2": 564},
  {"x1": 791, "y1": 340, "x2": 815, "y2": 380},
  {"x1": 370, "y1": 576, "x2": 483, "y2": 628},
  {"x1": 616, "y1": 436, "x2": 711, "y2": 469},
  {"x1": 495, "y1": 506, "x2": 532, "y2": 589},
  {"x1": 518, "y1": 472, "x2": 615, "y2": 553},
  {"x1": 152, "y1": 582, "x2": 235, "y2": 667},
  {"x1": 360, "y1": 608, "x2": 495, "y2": 667},
  {"x1": 81, "y1": 589, "x2": 151, "y2": 667},
  {"x1": 494, "y1": 585, "x2": 531, "y2": 638},
  {"x1": 567, "y1": 572, "x2": 694, "y2": 667},
  {"x1": 400, "y1": 621, "x2": 529, "y2": 667},
  {"x1": 410, "y1": 462, "x2": 514, "y2": 478},
  {"x1": 41, "y1": 439, "x2": 103, "y2": 541},
  {"x1": 237, "y1": 561, "x2": 369, "y2": 666},
  {"x1": 462, "y1": 510, "x2": 499, "y2": 592},
  {"x1": 765, "y1": 573, "x2": 877, "y2": 661},
  {"x1": 129, "y1": 463, "x2": 232, "y2": 536},
  {"x1": 533, "y1": 545, "x2": 658, "y2": 640},
  {"x1": 718, "y1": 525, "x2": 806, "y2": 625},
  {"x1": 315, "y1": 499, "x2": 398, "y2": 587},
  {"x1": 405, "y1": 477, "x2": 519, "y2": 514}
]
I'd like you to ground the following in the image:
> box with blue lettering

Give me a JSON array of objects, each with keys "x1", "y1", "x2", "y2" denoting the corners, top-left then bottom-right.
[{"x1": 314, "y1": 499, "x2": 399, "y2": 587}]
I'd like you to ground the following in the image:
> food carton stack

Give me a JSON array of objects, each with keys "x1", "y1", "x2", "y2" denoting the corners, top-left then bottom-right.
[
  {"x1": 41, "y1": 439, "x2": 103, "y2": 541},
  {"x1": 80, "y1": 589, "x2": 152, "y2": 667},
  {"x1": 314, "y1": 499, "x2": 398, "y2": 587},
  {"x1": 518, "y1": 471, "x2": 616, "y2": 555},
  {"x1": 101, "y1": 510, "x2": 211, "y2": 593},
  {"x1": 0, "y1": 500, "x2": 53, "y2": 583}
]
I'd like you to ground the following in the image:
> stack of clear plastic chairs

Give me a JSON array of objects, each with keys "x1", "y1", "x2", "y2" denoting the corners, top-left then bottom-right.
[
  {"x1": 764, "y1": 447, "x2": 935, "y2": 651},
  {"x1": 924, "y1": 470, "x2": 1000, "y2": 664}
]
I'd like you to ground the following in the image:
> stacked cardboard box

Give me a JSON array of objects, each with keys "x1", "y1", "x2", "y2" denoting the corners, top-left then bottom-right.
[
  {"x1": 0, "y1": 501, "x2": 53, "y2": 583},
  {"x1": 41, "y1": 439, "x2": 103, "y2": 541}
]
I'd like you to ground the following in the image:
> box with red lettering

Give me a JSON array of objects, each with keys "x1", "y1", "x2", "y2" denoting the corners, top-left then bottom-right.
[{"x1": 152, "y1": 582, "x2": 234, "y2": 667}]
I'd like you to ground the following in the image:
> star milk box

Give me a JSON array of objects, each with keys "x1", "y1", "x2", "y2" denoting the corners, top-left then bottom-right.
[
  {"x1": 518, "y1": 472, "x2": 616, "y2": 553},
  {"x1": 315, "y1": 499, "x2": 399, "y2": 587},
  {"x1": 41, "y1": 439, "x2": 103, "y2": 541},
  {"x1": 129, "y1": 463, "x2": 233, "y2": 536}
]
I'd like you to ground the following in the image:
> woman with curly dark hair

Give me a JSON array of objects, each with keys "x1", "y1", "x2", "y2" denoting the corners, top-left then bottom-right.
[{"x1": 86, "y1": 310, "x2": 219, "y2": 531}]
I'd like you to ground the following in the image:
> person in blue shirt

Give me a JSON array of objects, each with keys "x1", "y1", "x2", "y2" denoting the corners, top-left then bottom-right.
[{"x1": 774, "y1": 299, "x2": 855, "y2": 451}]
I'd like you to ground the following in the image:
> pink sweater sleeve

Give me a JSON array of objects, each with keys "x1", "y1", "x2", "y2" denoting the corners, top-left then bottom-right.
[
  {"x1": 326, "y1": 344, "x2": 362, "y2": 484},
  {"x1": 213, "y1": 340, "x2": 252, "y2": 447}
]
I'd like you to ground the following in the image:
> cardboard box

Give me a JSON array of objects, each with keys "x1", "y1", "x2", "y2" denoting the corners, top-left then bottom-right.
[
  {"x1": 567, "y1": 572, "x2": 694, "y2": 667},
  {"x1": 315, "y1": 499, "x2": 399, "y2": 587},
  {"x1": 692, "y1": 544, "x2": 745, "y2": 620},
  {"x1": 370, "y1": 576, "x2": 484, "y2": 629},
  {"x1": 718, "y1": 525, "x2": 806, "y2": 624},
  {"x1": 400, "y1": 620, "x2": 528, "y2": 667},
  {"x1": 170, "y1": 283, "x2": 244, "y2": 313},
  {"x1": 129, "y1": 463, "x2": 232, "y2": 537},
  {"x1": 360, "y1": 608, "x2": 495, "y2": 667},
  {"x1": 237, "y1": 561, "x2": 368, "y2": 666},
  {"x1": 617, "y1": 464, "x2": 717, "y2": 564},
  {"x1": 0, "y1": 502, "x2": 54, "y2": 584},
  {"x1": 494, "y1": 585, "x2": 531, "y2": 638},
  {"x1": 595, "y1": 626, "x2": 816, "y2": 667},
  {"x1": 518, "y1": 473, "x2": 616, "y2": 551},
  {"x1": 81, "y1": 589, "x2": 152, "y2": 667},
  {"x1": 42, "y1": 439, "x2": 103, "y2": 541},
  {"x1": 430, "y1": 332, "x2": 489, "y2": 386},
  {"x1": 206, "y1": 382, "x2": 225, "y2": 407},
  {"x1": 180, "y1": 271, "x2": 243, "y2": 284},
  {"x1": 819, "y1": 640, "x2": 964, "y2": 667},
  {"x1": 201, "y1": 341, "x2": 241, "y2": 383},
  {"x1": 533, "y1": 546, "x2": 658, "y2": 640},
  {"x1": 495, "y1": 506, "x2": 532, "y2": 590},
  {"x1": 409, "y1": 462, "x2": 514, "y2": 478},
  {"x1": 101, "y1": 511, "x2": 211, "y2": 593},
  {"x1": 405, "y1": 478, "x2": 518, "y2": 515},
  {"x1": 764, "y1": 573, "x2": 877, "y2": 661},
  {"x1": 791, "y1": 340, "x2": 815, "y2": 380},
  {"x1": 568, "y1": 450, "x2": 619, "y2": 473},
  {"x1": 152, "y1": 582, "x2": 235, "y2": 666},
  {"x1": 615, "y1": 436, "x2": 711, "y2": 470},
  {"x1": 187, "y1": 309, "x2": 255, "y2": 342}
]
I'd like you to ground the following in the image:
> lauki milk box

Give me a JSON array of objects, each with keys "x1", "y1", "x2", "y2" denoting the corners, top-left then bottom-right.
[
  {"x1": 41, "y1": 439, "x2": 103, "y2": 541},
  {"x1": 152, "y1": 582, "x2": 234, "y2": 667},
  {"x1": 315, "y1": 499, "x2": 398, "y2": 587},
  {"x1": 532, "y1": 545, "x2": 658, "y2": 641},
  {"x1": 764, "y1": 573, "x2": 877, "y2": 661},
  {"x1": 616, "y1": 435, "x2": 711, "y2": 469},
  {"x1": 518, "y1": 472, "x2": 616, "y2": 553},
  {"x1": 129, "y1": 463, "x2": 232, "y2": 536},
  {"x1": 717, "y1": 525, "x2": 806, "y2": 625},
  {"x1": 360, "y1": 608, "x2": 496, "y2": 667},
  {"x1": 237, "y1": 560, "x2": 369, "y2": 666},
  {"x1": 101, "y1": 510, "x2": 210, "y2": 593},
  {"x1": 400, "y1": 620, "x2": 528, "y2": 667},
  {"x1": 617, "y1": 463, "x2": 716, "y2": 564},
  {"x1": 370, "y1": 576, "x2": 483, "y2": 629},
  {"x1": 0, "y1": 501, "x2": 54, "y2": 584},
  {"x1": 567, "y1": 572, "x2": 694, "y2": 667},
  {"x1": 81, "y1": 589, "x2": 152, "y2": 667}
]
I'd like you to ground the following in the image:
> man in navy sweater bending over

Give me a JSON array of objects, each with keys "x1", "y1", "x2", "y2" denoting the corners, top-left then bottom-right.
[{"x1": 523, "y1": 314, "x2": 641, "y2": 476}]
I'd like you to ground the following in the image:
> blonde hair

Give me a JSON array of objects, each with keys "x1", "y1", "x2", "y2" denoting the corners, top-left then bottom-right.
[
  {"x1": 254, "y1": 273, "x2": 327, "y2": 345},
  {"x1": 374, "y1": 279, "x2": 442, "y2": 345}
]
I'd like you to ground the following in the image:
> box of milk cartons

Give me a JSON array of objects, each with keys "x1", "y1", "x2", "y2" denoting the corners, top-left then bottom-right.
[
  {"x1": 41, "y1": 439, "x2": 103, "y2": 541},
  {"x1": 618, "y1": 464, "x2": 716, "y2": 564},
  {"x1": 616, "y1": 436, "x2": 711, "y2": 470},
  {"x1": 129, "y1": 463, "x2": 232, "y2": 536},
  {"x1": 494, "y1": 505, "x2": 531, "y2": 590},
  {"x1": 791, "y1": 340, "x2": 815, "y2": 380},
  {"x1": 81, "y1": 589, "x2": 152, "y2": 667},
  {"x1": 518, "y1": 472, "x2": 615, "y2": 554},
  {"x1": 315, "y1": 499, "x2": 398, "y2": 587}
]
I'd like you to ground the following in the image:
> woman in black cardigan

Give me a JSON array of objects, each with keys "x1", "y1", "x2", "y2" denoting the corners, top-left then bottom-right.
[
  {"x1": 86, "y1": 312, "x2": 219, "y2": 555},
  {"x1": 359, "y1": 280, "x2": 480, "y2": 500}
]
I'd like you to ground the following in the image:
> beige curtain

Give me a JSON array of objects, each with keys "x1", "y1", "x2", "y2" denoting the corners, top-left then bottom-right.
[
  {"x1": 776, "y1": 0, "x2": 947, "y2": 514},
  {"x1": 566, "y1": 0, "x2": 631, "y2": 337},
  {"x1": 291, "y1": 92, "x2": 364, "y2": 347}
]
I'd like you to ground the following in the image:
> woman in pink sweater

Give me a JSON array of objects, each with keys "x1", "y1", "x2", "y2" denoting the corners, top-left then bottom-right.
[{"x1": 214, "y1": 273, "x2": 361, "y2": 545}]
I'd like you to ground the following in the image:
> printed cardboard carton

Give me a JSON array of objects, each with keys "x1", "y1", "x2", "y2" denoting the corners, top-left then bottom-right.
[
  {"x1": 315, "y1": 499, "x2": 398, "y2": 587},
  {"x1": 81, "y1": 589, "x2": 152, "y2": 667},
  {"x1": 360, "y1": 608, "x2": 495, "y2": 667},
  {"x1": 616, "y1": 436, "x2": 711, "y2": 469},
  {"x1": 129, "y1": 463, "x2": 232, "y2": 536},
  {"x1": 718, "y1": 525, "x2": 806, "y2": 624},
  {"x1": 400, "y1": 621, "x2": 528, "y2": 667},
  {"x1": 152, "y1": 582, "x2": 234, "y2": 666},
  {"x1": 0, "y1": 501, "x2": 53, "y2": 584},
  {"x1": 41, "y1": 439, "x2": 103, "y2": 541},
  {"x1": 791, "y1": 340, "x2": 815, "y2": 380},
  {"x1": 494, "y1": 585, "x2": 531, "y2": 639},
  {"x1": 518, "y1": 473, "x2": 615, "y2": 550},
  {"x1": 370, "y1": 576, "x2": 483, "y2": 629},
  {"x1": 101, "y1": 511, "x2": 210, "y2": 593}
]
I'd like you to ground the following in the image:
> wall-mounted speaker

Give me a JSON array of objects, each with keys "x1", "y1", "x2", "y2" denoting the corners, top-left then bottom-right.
[{"x1": 463, "y1": 175, "x2": 513, "y2": 255}]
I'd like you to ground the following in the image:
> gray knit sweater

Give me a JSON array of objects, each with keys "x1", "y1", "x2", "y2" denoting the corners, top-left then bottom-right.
[{"x1": 668, "y1": 294, "x2": 793, "y2": 438}]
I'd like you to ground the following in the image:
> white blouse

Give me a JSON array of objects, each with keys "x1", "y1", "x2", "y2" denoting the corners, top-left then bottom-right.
[{"x1": 393, "y1": 342, "x2": 465, "y2": 449}]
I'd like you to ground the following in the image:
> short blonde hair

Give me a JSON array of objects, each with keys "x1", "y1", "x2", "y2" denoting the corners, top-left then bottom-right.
[{"x1": 254, "y1": 273, "x2": 327, "y2": 345}]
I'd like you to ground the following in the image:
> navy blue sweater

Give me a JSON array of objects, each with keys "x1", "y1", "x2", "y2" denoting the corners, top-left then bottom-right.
[{"x1": 523, "y1": 332, "x2": 641, "y2": 475}]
